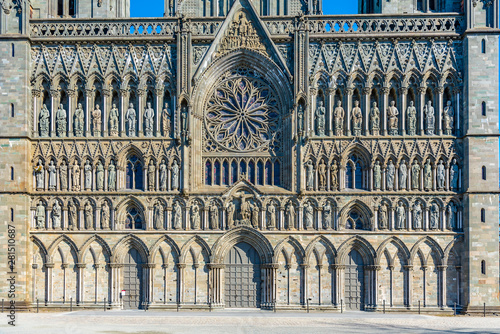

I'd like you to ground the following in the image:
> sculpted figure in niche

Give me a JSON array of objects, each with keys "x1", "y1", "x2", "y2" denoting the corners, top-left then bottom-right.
[
  {"x1": 330, "y1": 161, "x2": 338, "y2": 191},
  {"x1": 96, "y1": 161, "x2": 104, "y2": 191},
  {"x1": 323, "y1": 202, "x2": 332, "y2": 230},
  {"x1": 35, "y1": 159, "x2": 44, "y2": 190},
  {"x1": 386, "y1": 160, "x2": 395, "y2": 191},
  {"x1": 35, "y1": 201, "x2": 45, "y2": 229},
  {"x1": 379, "y1": 204, "x2": 388, "y2": 230},
  {"x1": 181, "y1": 105, "x2": 189, "y2": 134},
  {"x1": 443, "y1": 100, "x2": 454, "y2": 135},
  {"x1": 144, "y1": 102, "x2": 155, "y2": 137},
  {"x1": 250, "y1": 202, "x2": 259, "y2": 229},
  {"x1": 407, "y1": 101, "x2": 417, "y2": 136},
  {"x1": 101, "y1": 201, "x2": 110, "y2": 230},
  {"x1": 74, "y1": 103, "x2": 84, "y2": 137},
  {"x1": 108, "y1": 160, "x2": 116, "y2": 191},
  {"x1": 413, "y1": 202, "x2": 422, "y2": 230},
  {"x1": 399, "y1": 161, "x2": 407, "y2": 190},
  {"x1": 126, "y1": 103, "x2": 137, "y2": 137},
  {"x1": 92, "y1": 104, "x2": 102, "y2": 136},
  {"x1": 72, "y1": 161, "x2": 80, "y2": 191},
  {"x1": 153, "y1": 202, "x2": 164, "y2": 230},
  {"x1": 171, "y1": 160, "x2": 179, "y2": 191},
  {"x1": 352, "y1": 100, "x2": 363, "y2": 136},
  {"x1": 267, "y1": 204, "x2": 276, "y2": 230},
  {"x1": 48, "y1": 160, "x2": 57, "y2": 191},
  {"x1": 60, "y1": 160, "x2": 68, "y2": 191},
  {"x1": 430, "y1": 203, "x2": 439, "y2": 229},
  {"x1": 425, "y1": 101, "x2": 435, "y2": 135},
  {"x1": 148, "y1": 160, "x2": 156, "y2": 191},
  {"x1": 374, "y1": 160, "x2": 382, "y2": 190},
  {"x1": 68, "y1": 199, "x2": 77, "y2": 231},
  {"x1": 209, "y1": 203, "x2": 219, "y2": 230},
  {"x1": 450, "y1": 158, "x2": 459, "y2": 191},
  {"x1": 318, "y1": 160, "x2": 326, "y2": 190},
  {"x1": 286, "y1": 202, "x2": 295, "y2": 230},
  {"x1": 316, "y1": 101, "x2": 326, "y2": 137},
  {"x1": 84, "y1": 160, "x2": 92, "y2": 190},
  {"x1": 226, "y1": 202, "x2": 235, "y2": 229},
  {"x1": 173, "y1": 202, "x2": 182, "y2": 230},
  {"x1": 437, "y1": 160, "x2": 445, "y2": 190},
  {"x1": 411, "y1": 160, "x2": 420, "y2": 190},
  {"x1": 52, "y1": 200, "x2": 61, "y2": 229},
  {"x1": 387, "y1": 101, "x2": 399, "y2": 135},
  {"x1": 56, "y1": 104, "x2": 67, "y2": 137},
  {"x1": 424, "y1": 160, "x2": 432, "y2": 191},
  {"x1": 305, "y1": 160, "x2": 314, "y2": 191},
  {"x1": 370, "y1": 102, "x2": 380, "y2": 136},
  {"x1": 109, "y1": 104, "x2": 119, "y2": 136},
  {"x1": 297, "y1": 104, "x2": 304, "y2": 135},
  {"x1": 162, "y1": 103, "x2": 171, "y2": 137},
  {"x1": 39, "y1": 104, "x2": 50, "y2": 137},
  {"x1": 304, "y1": 203, "x2": 314, "y2": 230},
  {"x1": 446, "y1": 203, "x2": 457, "y2": 230},
  {"x1": 396, "y1": 201, "x2": 406, "y2": 229},
  {"x1": 334, "y1": 100, "x2": 344, "y2": 136},
  {"x1": 159, "y1": 159, "x2": 167, "y2": 191},
  {"x1": 84, "y1": 202, "x2": 93, "y2": 230}
]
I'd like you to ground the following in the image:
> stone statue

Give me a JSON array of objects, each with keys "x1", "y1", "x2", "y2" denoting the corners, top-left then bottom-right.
[
  {"x1": 144, "y1": 102, "x2": 155, "y2": 137},
  {"x1": 181, "y1": 105, "x2": 188, "y2": 133},
  {"x1": 56, "y1": 104, "x2": 67, "y2": 137},
  {"x1": 72, "y1": 161, "x2": 80, "y2": 191},
  {"x1": 304, "y1": 203, "x2": 314, "y2": 229},
  {"x1": 323, "y1": 202, "x2": 332, "y2": 229},
  {"x1": 368, "y1": 102, "x2": 380, "y2": 136},
  {"x1": 126, "y1": 103, "x2": 137, "y2": 137},
  {"x1": 35, "y1": 201, "x2": 45, "y2": 229},
  {"x1": 108, "y1": 160, "x2": 116, "y2": 191},
  {"x1": 39, "y1": 104, "x2": 50, "y2": 137},
  {"x1": 84, "y1": 160, "x2": 92, "y2": 190},
  {"x1": 374, "y1": 160, "x2": 381, "y2": 190},
  {"x1": 387, "y1": 101, "x2": 399, "y2": 135},
  {"x1": 386, "y1": 160, "x2": 395, "y2": 191},
  {"x1": 411, "y1": 160, "x2": 420, "y2": 190},
  {"x1": 48, "y1": 160, "x2": 57, "y2": 191},
  {"x1": 159, "y1": 159, "x2": 167, "y2": 191},
  {"x1": 330, "y1": 161, "x2": 338, "y2": 191},
  {"x1": 52, "y1": 200, "x2": 61, "y2": 229},
  {"x1": 267, "y1": 204, "x2": 276, "y2": 230},
  {"x1": 305, "y1": 160, "x2": 314, "y2": 191},
  {"x1": 101, "y1": 201, "x2": 110, "y2": 230},
  {"x1": 68, "y1": 199, "x2": 77, "y2": 231},
  {"x1": 148, "y1": 160, "x2": 156, "y2": 191},
  {"x1": 35, "y1": 159, "x2": 45, "y2": 190},
  {"x1": 399, "y1": 161, "x2": 407, "y2": 190},
  {"x1": 316, "y1": 101, "x2": 326, "y2": 137},
  {"x1": 379, "y1": 204, "x2": 388, "y2": 229},
  {"x1": 286, "y1": 202, "x2": 295, "y2": 230},
  {"x1": 171, "y1": 160, "x2": 179, "y2": 191},
  {"x1": 297, "y1": 104, "x2": 304, "y2": 135},
  {"x1": 152, "y1": 202, "x2": 162, "y2": 230},
  {"x1": 430, "y1": 203, "x2": 439, "y2": 229},
  {"x1": 334, "y1": 100, "x2": 344, "y2": 136},
  {"x1": 226, "y1": 202, "x2": 235, "y2": 229},
  {"x1": 396, "y1": 201, "x2": 406, "y2": 229},
  {"x1": 60, "y1": 160, "x2": 68, "y2": 191},
  {"x1": 318, "y1": 160, "x2": 326, "y2": 190},
  {"x1": 74, "y1": 103, "x2": 84, "y2": 137},
  {"x1": 92, "y1": 104, "x2": 102, "y2": 136},
  {"x1": 209, "y1": 203, "x2": 219, "y2": 230},
  {"x1": 413, "y1": 202, "x2": 422, "y2": 230},
  {"x1": 407, "y1": 101, "x2": 417, "y2": 136},
  {"x1": 446, "y1": 203, "x2": 457, "y2": 230},
  {"x1": 425, "y1": 101, "x2": 435, "y2": 135},
  {"x1": 352, "y1": 100, "x2": 363, "y2": 136},
  {"x1": 248, "y1": 203, "x2": 258, "y2": 229},
  {"x1": 173, "y1": 202, "x2": 182, "y2": 230},
  {"x1": 191, "y1": 204, "x2": 201, "y2": 230},
  {"x1": 437, "y1": 160, "x2": 445, "y2": 190},
  {"x1": 109, "y1": 103, "x2": 119, "y2": 136},
  {"x1": 450, "y1": 158, "x2": 459, "y2": 191},
  {"x1": 84, "y1": 202, "x2": 93, "y2": 230},
  {"x1": 96, "y1": 160, "x2": 104, "y2": 191},
  {"x1": 443, "y1": 100, "x2": 454, "y2": 136},
  {"x1": 424, "y1": 160, "x2": 432, "y2": 191},
  {"x1": 162, "y1": 103, "x2": 171, "y2": 137}
]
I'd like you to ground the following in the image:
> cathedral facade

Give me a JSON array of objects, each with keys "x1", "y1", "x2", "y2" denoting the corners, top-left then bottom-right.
[{"x1": 0, "y1": 0, "x2": 499, "y2": 313}]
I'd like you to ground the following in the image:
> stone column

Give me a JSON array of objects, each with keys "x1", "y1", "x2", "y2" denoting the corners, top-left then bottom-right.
[
  {"x1": 436, "y1": 86, "x2": 444, "y2": 135},
  {"x1": 362, "y1": 87, "x2": 371, "y2": 135},
  {"x1": 400, "y1": 87, "x2": 408, "y2": 135},
  {"x1": 301, "y1": 264, "x2": 309, "y2": 306},
  {"x1": 404, "y1": 265, "x2": 413, "y2": 307},
  {"x1": 432, "y1": 163, "x2": 437, "y2": 191},
  {"x1": 155, "y1": 88, "x2": 163, "y2": 137},
  {"x1": 438, "y1": 265, "x2": 447, "y2": 308},
  {"x1": 445, "y1": 163, "x2": 450, "y2": 191},
  {"x1": 50, "y1": 88, "x2": 59, "y2": 138},
  {"x1": 298, "y1": 206, "x2": 304, "y2": 230},
  {"x1": 102, "y1": 88, "x2": 111, "y2": 137},
  {"x1": 381, "y1": 87, "x2": 389, "y2": 136},
  {"x1": 76, "y1": 263, "x2": 86, "y2": 304},
  {"x1": 453, "y1": 87, "x2": 461, "y2": 135},
  {"x1": 279, "y1": 207, "x2": 285, "y2": 230},
  {"x1": 85, "y1": 88, "x2": 94, "y2": 136},
  {"x1": 45, "y1": 263, "x2": 54, "y2": 304},
  {"x1": 327, "y1": 88, "x2": 335, "y2": 136},
  {"x1": 177, "y1": 263, "x2": 186, "y2": 305},
  {"x1": 119, "y1": 89, "x2": 129, "y2": 137},
  {"x1": 137, "y1": 89, "x2": 146, "y2": 137},
  {"x1": 345, "y1": 88, "x2": 353, "y2": 136},
  {"x1": 32, "y1": 89, "x2": 41, "y2": 137},
  {"x1": 67, "y1": 88, "x2": 76, "y2": 136},
  {"x1": 418, "y1": 87, "x2": 426, "y2": 135},
  {"x1": 309, "y1": 88, "x2": 317, "y2": 137}
]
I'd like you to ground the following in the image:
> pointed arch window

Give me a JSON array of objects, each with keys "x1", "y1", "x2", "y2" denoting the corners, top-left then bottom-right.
[
  {"x1": 248, "y1": 160, "x2": 255, "y2": 184},
  {"x1": 222, "y1": 161, "x2": 229, "y2": 185},
  {"x1": 274, "y1": 161, "x2": 281, "y2": 186},
  {"x1": 239, "y1": 161, "x2": 247, "y2": 178},
  {"x1": 205, "y1": 161, "x2": 212, "y2": 185},
  {"x1": 257, "y1": 161, "x2": 264, "y2": 186},
  {"x1": 347, "y1": 210, "x2": 364, "y2": 230},
  {"x1": 125, "y1": 207, "x2": 143, "y2": 230},
  {"x1": 214, "y1": 160, "x2": 221, "y2": 185},
  {"x1": 265, "y1": 161, "x2": 272, "y2": 185},
  {"x1": 346, "y1": 163, "x2": 353, "y2": 189},
  {"x1": 126, "y1": 155, "x2": 143, "y2": 190},
  {"x1": 346, "y1": 154, "x2": 364, "y2": 190},
  {"x1": 231, "y1": 160, "x2": 238, "y2": 184}
]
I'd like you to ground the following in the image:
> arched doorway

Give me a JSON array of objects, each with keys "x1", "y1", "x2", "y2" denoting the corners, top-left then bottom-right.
[
  {"x1": 345, "y1": 249, "x2": 364, "y2": 310},
  {"x1": 224, "y1": 242, "x2": 261, "y2": 308},
  {"x1": 123, "y1": 248, "x2": 143, "y2": 309}
]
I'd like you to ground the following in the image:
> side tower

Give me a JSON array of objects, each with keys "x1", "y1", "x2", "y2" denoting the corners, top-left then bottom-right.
[
  {"x1": 29, "y1": 0, "x2": 130, "y2": 18},
  {"x1": 463, "y1": 0, "x2": 500, "y2": 314}
]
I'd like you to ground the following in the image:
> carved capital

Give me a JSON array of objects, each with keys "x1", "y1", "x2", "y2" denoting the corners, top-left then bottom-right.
[
  {"x1": 330, "y1": 264, "x2": 345, "y2": 270},
  {"x1": 399, "y1": 87, "x2": 408, "y2": 95},
  {"x1": 310, "y1": 88, "x2": 318, "y2": 96},
  {"x1": 403, "y1": 265, "x2": 414, "y2": 271},
  {"x1": 45, "y1": 263, "x2": 55, "y2": 269},
  {"x1": 362, "y1": 87, "x2": 372, "y2": 96},
  {"x1": 32, "y1": 89, "x2": 42, "y2": 98},
  {"x1": 435, "y1": 86, "x2": 444, "y2": 95},
  {"x1": 380, "y1": 87, "x2": 390, "y2": 95},
  {"x1": 120, "y1": 89, "x2": 130, "y2": 97},
  {"x1": 76, "y1": 263, "x2": 87, "y2": 269},
  {"x1": 177, "y1": 263, "x2": 186, "y2": 269},
  {"x1": 417, "y1": 87, "x2": 427, "y2": 95}
]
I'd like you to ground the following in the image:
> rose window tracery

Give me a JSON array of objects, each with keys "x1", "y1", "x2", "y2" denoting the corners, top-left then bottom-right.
[{"x1": 204, "y1": 68, "x2": 281, "y2": 153}]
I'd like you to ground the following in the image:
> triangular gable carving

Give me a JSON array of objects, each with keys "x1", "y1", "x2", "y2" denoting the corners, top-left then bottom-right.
[{"x1": 222, "y1": 179, "x2": 263, "y2": 199}]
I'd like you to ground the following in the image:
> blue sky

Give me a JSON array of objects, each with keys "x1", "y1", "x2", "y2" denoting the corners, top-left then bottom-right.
[{"x1": 131, "y1": 1, "x2": 358, "y2": 17}]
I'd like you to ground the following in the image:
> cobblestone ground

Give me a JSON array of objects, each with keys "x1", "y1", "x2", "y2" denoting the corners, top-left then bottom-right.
[{"x1": 1, "y1": 310, "x2": 500, "y2": 334}]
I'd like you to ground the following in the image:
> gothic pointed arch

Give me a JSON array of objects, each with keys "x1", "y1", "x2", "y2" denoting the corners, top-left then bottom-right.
[
  {"x1": 180, "y1": 235, "x2": 212, "y2": 263},
  {"x1": 338, "y1": 200, "x2": 373, "y2": 230},
  {"x1": 111, "y1": 234, "x2": 149, "y2": 263},
  {"x1": 47, "y1": 234, "x2": 79, "y2": 260},
  {"x1": 149, "y1": 235, "x2": 181, "y2": 263},
  {"x1": 337, "y1": 236, "x2": 376, "y2": 266},
  {"x1": 304, "y1": 236, "x2": 337, "y2": 265},
  {"x1": 78, "y1": 234, "x2": 112, "y2": 263},
  {"x1": 409, "y1": 236, "x2": 444, "y2": 266},
  {"x1": 273, "y1": 236, "x2": 305, "y2": 264},
  {"x1": 375, "y1": 236, "x2": 411, "y2": 266}
]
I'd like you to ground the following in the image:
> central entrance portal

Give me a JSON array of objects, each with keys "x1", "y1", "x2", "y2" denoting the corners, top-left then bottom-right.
[
  {"x1": 123, "y1": 248, "x2": 143, "y2": 309},
  {"x1": 345, "y1": 249, "x2": 365, "y2": 310},
  {"x1": 224, "y1": 242, "x2": 261, "y2": 308}
]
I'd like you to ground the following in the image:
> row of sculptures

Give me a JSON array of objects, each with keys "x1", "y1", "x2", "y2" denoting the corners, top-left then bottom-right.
[
  {"x1": 299, "y1": 99, "x2": 455, "y2": 137},
  {"x1": 34, "y1": 158, "x2": 180, "y2": 192},
  {"x1": 34, "y1": 197, "x2": 460, "y2": 232},
  {"x1": 305, "y1": 158, "x2": 460, "y2": 191},
  {"x1": 37, "y1": 102, "x2": 188, "y2": 137}
]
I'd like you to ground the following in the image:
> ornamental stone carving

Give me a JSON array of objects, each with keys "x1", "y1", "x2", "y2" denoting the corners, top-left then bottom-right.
[
  {"x1": 39, "y1": 104, "x2": 49, "y2": 137},
  {"x1": 316, "y1": 101, "x2": 326, "y2": 137},
  {"x1": 437, "y1": 160, "x2": 445, "y2": 190},
  {"x1": 162, "y1": 103, "x2": 172, "y2": 137},
  {"x1": 334, "y1": 100, "x2": 344, "y2": 136},
  {"x1": 84, "y1": 202, "x2": 93, "y2": 230},
  {"x1": 60, "y1": 160, "x2": 68, "y2": 191},
  {"x1": 171, "y1": 160, "x2": 179, "y2": 191},
  {"x1": 443, "y1": 100, "x2": 454, "y2": 136},
  {"x1": 407, "y1": 101, "x2": 417, "y2": 136},
  {"x1": 430, "y1": 203, "x2": 439, "y2": 229},
  {"x1": 74, "y1": 103, "x2": 84, "y2": 137},
  {"x1": 126, "y1": 103, "x2": 137, "y2": 137},
  {"x1": 379, "y1": 204, "x2": 388, "y2": 230},
  {"x1": 226, "y1": 202, "x2": 235, "y2": 229},
  {"x1": 323, "y1": 202, "x2": 332, "y2": 230},
  {"x1": 148, "y1": 160, "x2": 156, "y2": 191},
  {"x1": 424, "y1": 160, "x2": 432, "y2": 191},
  {"x1": 68, "y1": 199, "x2": 77, "y2": 231},
  {"x1": 52, "y1": 200, "x2": 61, "y2": 229},
  {"x1": 387, "y1": 101, "x2": 399, "y2": 136},
  {"x1": 48, "y1": 160, "x2": 56, "y2": 191},
  {"x1": 318, "y1": 160, "x2": 326, "y2": 190},
  {"x1": 450, "y1": 159, "x2": 459, "y2": 190},
  {"x1": 209, "y1": 203, "x2": 219, "y2": 230},
  {"x1": 396, "y1": 201, "x2": 406, "y2": 229},
  {"x1": 84, "y1": 160, "x2": 92, "y2": 190},
  {"x1": 425, "y1": 101, "x2": 435, "y2": 135},
  {"x1": 286, "y1": 202, "x2": 295, "y2": 230},
  {"x1": 411, "y1": 160, "x2": 420, "y2": 190},
  {"x1": 153, "y1": 202, "x2": 163, "y2": 230},
  {"x1": 374, "y1": 161, "x2": 381, "y2": 190},
  {"x1": 386, "y1": 160, "x2": 395, "y2": 191},
  {"x1": 35, "y1": 159, "x2": 44, "y2": 191},
  {"x1": 413, "y1": 203, "x2": 422, "y2": 230},
  {"x1": 191, "y1": 204, "x2": 201, "y2": 230},
  {"x1": 304, "y1": 203, "x2": 314, "y2": 230},
  {"x1": 399, "y1": 161, "x2": 407, "y2": 190},
  {"x1": 330, "y1": 161, "x2": 338, "y2": 191},
  {"x1": 72, "y1": 161, "x2": 81, "y2": 191},
  {"x1": 305, "y1": 160, "x2": 314, "y2": 191},
  {"x1": 92, "y1": 105, "x2": 102, "y2": 137},
  {"x1": 108, "y1": 161, "x2": 116, "y2": 191},
  {"x1": 173, "y1": 202, "x2": 182, "y2": 230},
  {"x1": 56, "y1": 104, "x2": 67, "y2": 137},
  {"x1": 96, "y1": 161, "x2": 104, "y2": 191},
  {"x1": 101, "y1": 201, "x2": 110, "y2": 230},
  {"x1": 267, "y1": 204, "x2": 276, "y2": 230},
  {"x1": 447, "y1": 203, "x2": 457, "y2": 230},
  {"x1": 159, "y1": 159, "x2": 167, "y2": 191},
  {"x1": 109, "y1": 104, "x2": 119, "y2": 136},
  {"x1": 370, "y1": 102, "x2": 380, "y2": 136},
  {"x1": 35, "y1": 201, "x2": 45, "y2": 229},
  {"x1": 352, "y1": 100, "x2": 362, "y2": 136},
  {"x1": 144, "y1": 102, "x2": 155, "y2": 137}
]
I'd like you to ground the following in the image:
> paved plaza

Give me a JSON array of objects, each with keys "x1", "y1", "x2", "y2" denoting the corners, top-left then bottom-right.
[{"x1": 1, "y1": 310, "x2": 500, "y2": 334}]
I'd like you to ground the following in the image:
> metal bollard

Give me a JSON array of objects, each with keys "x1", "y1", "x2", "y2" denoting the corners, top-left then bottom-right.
[
  {"x1": 484, "y1": 303, "x2": 486, "y2": 317},
  {"x1": 70, "y1": 297, "x2": 73, "y2": 312},
  {"x1": 1, "y1": 299, "x2": 3, "y2": 313},
  {"x1": 306, "y1": 298, "x2": 310, "y2": 313},
  {"x1": 37, "y1": 299, "x2": 39, "y2": 313},
  {"x1": 104, "y1": 298, "x2": 106, "y2": 312},
  {"x1": 341, "y1": 299, "x2": 343, "y2": 313},
  {"x1": 274, "y1": 299, "x2": 276, "y2": 313},
  {"x1": 418, "y1": 300, "x2": 421, "y2": 315},
  {"x1": 383, "y1": 300, "x2": 385, "y2": 314},
  {"x1": 454, "y1": 302, "x2": 456, "y2": 316}
]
